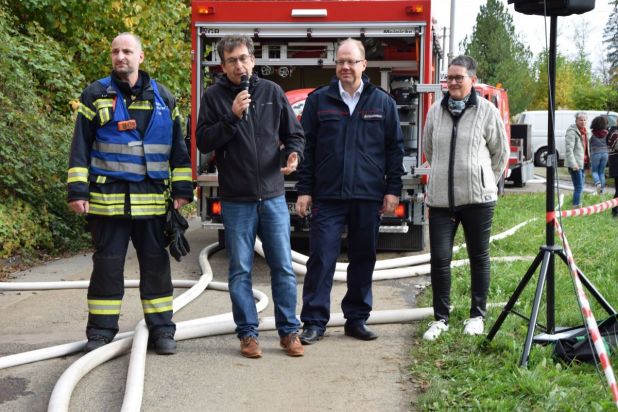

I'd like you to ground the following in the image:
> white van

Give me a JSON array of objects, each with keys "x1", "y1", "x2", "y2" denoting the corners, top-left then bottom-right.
[{"x1": 516, "y1": 110, "x2": 618, "y2": 166}]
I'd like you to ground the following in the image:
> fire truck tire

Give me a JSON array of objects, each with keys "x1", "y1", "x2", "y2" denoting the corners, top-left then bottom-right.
[{"x1": 510, "y1": 167, "x2": 525, "y2": 188}]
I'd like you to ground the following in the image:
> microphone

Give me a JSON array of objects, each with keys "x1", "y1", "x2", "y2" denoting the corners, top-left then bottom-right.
[{"x1": 240, "y1": 74, "x2": 250, "y2": 119}]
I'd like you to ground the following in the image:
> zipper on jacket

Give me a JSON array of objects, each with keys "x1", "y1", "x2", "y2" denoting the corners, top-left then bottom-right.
[
  {"x1": 480, "y1": 166, "x2": 485, "y2": 188},
  {"x1": 448, "y1": 117, "x2": 460, "y2": 211},
  {"x1": 247, "y1": 101, "x2": 261, "y2": 200}
]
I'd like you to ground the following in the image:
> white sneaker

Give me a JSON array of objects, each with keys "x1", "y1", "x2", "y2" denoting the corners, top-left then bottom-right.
[
  {"x1": 463, "y1": 316, "x2": 485, "y2": 336},
  {"x1": 596, "y1": 183, "x2": 602, "y2": 195},
  {"x1": 423, "y1": 320, "x2": 448, "y2": 341}
]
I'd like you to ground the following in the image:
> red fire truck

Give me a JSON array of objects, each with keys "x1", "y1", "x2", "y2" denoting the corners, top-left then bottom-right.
[
  {"x1": 472, "y1": 83, "x2": 535, "y2": 189},
  {"x1": 189, "y1": 0, "x2": 443, "y2": 251}
]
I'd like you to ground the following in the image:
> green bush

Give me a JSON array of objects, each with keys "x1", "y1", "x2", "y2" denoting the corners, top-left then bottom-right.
[
  {"x1": 0, "y1": 0, "x2": 190, "y2": 260},
  {"x1": 0, "y1": 4, "x2": 89, "y2": 258}
]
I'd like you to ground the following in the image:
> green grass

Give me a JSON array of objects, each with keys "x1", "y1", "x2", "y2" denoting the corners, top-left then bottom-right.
[{"x1": 412, "y1": 191, "x2": 618, "y2": 411}]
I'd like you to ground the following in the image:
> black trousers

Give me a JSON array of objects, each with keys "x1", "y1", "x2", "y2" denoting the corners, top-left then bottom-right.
[
  {"x1": 301, "y1": 199, "x2": 381, "y2": 331},
  {"x1": 86, "y1": 217, "x2": 175, "y2": 340},
  {"x1": 428, "y1": 204, "x2": 495, "y2": 323},
  {"x1": 613, "y1": 178, "x2": 618, "y2": 216}
]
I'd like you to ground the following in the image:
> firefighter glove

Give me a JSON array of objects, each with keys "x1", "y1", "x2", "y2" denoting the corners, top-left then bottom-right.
[{"x1": 165, "y1": 202, "x2": 190, "y2": 262}]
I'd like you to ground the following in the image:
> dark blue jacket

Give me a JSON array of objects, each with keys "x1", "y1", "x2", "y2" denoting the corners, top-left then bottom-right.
[{"x1": 296, "y1": 76, "x2": 404, "y2": 201}]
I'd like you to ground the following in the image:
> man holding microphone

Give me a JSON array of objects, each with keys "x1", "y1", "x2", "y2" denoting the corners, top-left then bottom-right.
[{"x1": 196, "y1": 34, "x2": 305, "y2": 358}]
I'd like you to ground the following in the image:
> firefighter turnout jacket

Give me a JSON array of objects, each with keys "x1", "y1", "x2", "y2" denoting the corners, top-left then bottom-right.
[{"x1": 67, "y1": 70, "x2": 193, "y2": 216}]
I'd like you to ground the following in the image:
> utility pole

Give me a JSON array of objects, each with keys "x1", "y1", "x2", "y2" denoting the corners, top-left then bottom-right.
[
  {"x1": 442, "y1": 26, "x2": 447, "y2": 72},
  {"x1": 448, "y1": 0, "x2": 456, "y2": 63}
]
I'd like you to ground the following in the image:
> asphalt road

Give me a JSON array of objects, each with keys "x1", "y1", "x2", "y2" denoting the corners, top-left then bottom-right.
[
  {"x1": 0, "y1": 219, "x2": 426, "y2": 412},
  {"x1": 1, "y1": 174, "x2": 602, "y2": 411}
]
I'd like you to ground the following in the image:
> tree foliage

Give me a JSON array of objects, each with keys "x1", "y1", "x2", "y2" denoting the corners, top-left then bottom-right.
[
  {"x1": 462, "y1": 0, "x2": 535, "y2": 115},
  {"x1": 0, "y1": 0, "x2": 191, "y2": 259},
  {"x1": 604, "y1": 0, "x2": 618, "y2": 86}
]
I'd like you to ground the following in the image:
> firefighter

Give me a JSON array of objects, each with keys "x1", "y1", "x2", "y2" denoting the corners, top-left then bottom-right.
[{"x1": 67, "y1": 33, "x2": 193, "y2": 355}]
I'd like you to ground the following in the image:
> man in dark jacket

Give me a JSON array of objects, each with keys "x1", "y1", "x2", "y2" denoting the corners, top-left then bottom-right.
[
  {"x1": 67, "y1": 33, "x2": 193, "y2": 355},
  {"x1": 196, "y1": 35, "x2": 305, "y2": 358},
  {"x1": 295, "y1": 38, "x2": 404, "y2": 344}
]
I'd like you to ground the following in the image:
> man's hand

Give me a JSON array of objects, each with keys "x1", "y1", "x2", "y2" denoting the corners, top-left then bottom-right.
[
  {"x1": 281, "y1": 152, "x2": 298, "y2": 175},
  {"x1": 381, "y1": 194, "x2": 399, "y2": 216},
  {"x1": 232, "y1": 90, "x2": 251, "y2": 119},
  {"x1": 68, "y1": 200, "x2": 89, "y2": 214},
  {"x1": 295, "y1": 194, "x2": 312, "y2": 218},
  {"x1": 173, "y1": 198, "x2": 191, "y2": 210}
]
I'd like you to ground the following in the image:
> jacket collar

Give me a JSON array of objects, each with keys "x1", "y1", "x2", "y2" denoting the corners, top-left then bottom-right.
[
  {"x1": 216, "y1": 73, "x2": 260, "y2": 93},
  {"x1": 109, "y1": 70, "x2": 153, "y2": 100},
  {"x1": 325, "y1": 74, "x2": 373, "y2": 101},
  {"x1": 440, "y1": 87, "x2": 478, "y2": 109}
]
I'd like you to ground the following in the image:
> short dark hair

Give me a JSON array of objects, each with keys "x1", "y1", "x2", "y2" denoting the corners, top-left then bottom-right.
[
  {"x1": 216, "y1": 35, "x2": 254, "y2": 61},
  {"x1": 590, "y1": 115, "x2": 608, "y2": 131},
  {"x1": 449, "y1": 55, "x2": 477, "y2": 77}
]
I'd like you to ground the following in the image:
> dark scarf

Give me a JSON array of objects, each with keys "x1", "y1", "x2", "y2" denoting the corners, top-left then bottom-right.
[
  {"x1": 592, "y1": 129, "x2": 609, "y2": 138},
  {"x1": 447, "y1": 94, "x2": 471, "y2": 117}
]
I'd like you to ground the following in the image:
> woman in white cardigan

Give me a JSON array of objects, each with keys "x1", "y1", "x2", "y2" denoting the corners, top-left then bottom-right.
[{"x1": 422, "y1": 55, "x2": 509, "y2": 341}]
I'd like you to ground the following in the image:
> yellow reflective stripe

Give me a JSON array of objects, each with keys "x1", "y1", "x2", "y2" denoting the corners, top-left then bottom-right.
[
  {"x1": 171, "y1": 106, "x2": 180, "y2": 120},
  {"x1": 96, "y1": 175, "x2": 108, "y2": 184},
  {"x1": 131, "y1": 205, "x2": 167, "y2": 216},
  {"x1": 93, "y1": 98, "x2": 114, "y2": 110},
  {"x1": 90, "y1": 192, "x2": 125, "y2": 204},
  {"x1": 99, "y1": 108, "x2": 111, "y2": 125},
  {"x1": 77, "y1": 104, "x2": 96, "y2": 121},
  {"x1": 171, "y1": 167, "x2": 192, "y2": 182},
  {"x1": 129, "y1": 101, "x2": 153, "y2": 110},
  {"x1": 130, "y1": 193, "x2": 166, "y2": 204},
  {"x1": 88, "y1": 204, "x2": 125, "y2": 216},
  {"x1": 88, "y1": 299, "x2": 122, "y2": 315},
  {"x1": 142, "y1": 296, "x2": 173, "y2": 314},
  {"x1": 67, "y1": 167, "x2": 88, "y2": 183}
]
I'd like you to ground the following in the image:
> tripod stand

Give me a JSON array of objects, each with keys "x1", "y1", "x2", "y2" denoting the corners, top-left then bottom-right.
[{"x1": 484, "y1": 13, "x2": 617, "y2": 367}]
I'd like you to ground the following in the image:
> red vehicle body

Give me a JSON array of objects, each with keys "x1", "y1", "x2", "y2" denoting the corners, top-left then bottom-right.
[
  {"x1": 190, "y1": 0, "x2": 444, "y2": 251},
  {"x1": 472, "y1": 83, "x2": 534, "y2": 189}
]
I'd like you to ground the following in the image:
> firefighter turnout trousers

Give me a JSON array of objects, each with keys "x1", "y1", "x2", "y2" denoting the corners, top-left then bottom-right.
[{"x1": 86, "y1": 217, "x2": 175, "y2": 341}]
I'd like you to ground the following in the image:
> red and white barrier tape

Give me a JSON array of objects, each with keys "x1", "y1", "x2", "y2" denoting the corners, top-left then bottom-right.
[
  {"x1": 553, "y1": 219, "x2": 618, "y2": 407},
  {"x1": 558, "y1": 198, "x2": 618, "y2": 219}
]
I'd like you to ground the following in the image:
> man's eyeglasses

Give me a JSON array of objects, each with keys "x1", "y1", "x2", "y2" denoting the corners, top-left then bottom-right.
[
  {"x1": 334, "y1": 59, "x2": 364, "y2": 66},
  {"x1": 224, "y1": 54, "x2": 252, "y2": 65},
  {"x1": 446, "y1": 75, "x2": 469, "y2": 83}
]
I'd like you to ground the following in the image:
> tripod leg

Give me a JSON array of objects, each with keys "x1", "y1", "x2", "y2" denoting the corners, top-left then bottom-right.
[
  {"x1": 556, "y1": 251, "x2": 618, "y2": 316},
  {"x1": 520, "y1": 250, "x2": 552, "y2": 367},
  {"x1": 485, "y1": 251, "x2": 544, "y2": 343}
]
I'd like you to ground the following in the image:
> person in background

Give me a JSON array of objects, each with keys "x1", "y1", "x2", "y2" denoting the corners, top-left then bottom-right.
[
  {"x1": 195, "y1": 34, "x2": 305, "y2": 358},
  {"x1": 565, "y1": 112, "x2": 588, "y2": 208},
  {"x1": 295, "y1": 38, "x2": 404, "y2": 345},
  {"x1": 67, "y1": 33, "x2": 193, "y2": 355},
  {"x1": 421, "y1": 55, "x2": 509, "y2": 341},
  {"x1": 607, "y1": 125, "x2": 618, "y2": 217},
  {"x1": 588, "y1": 115, "x2": 609, "y2": 195}
]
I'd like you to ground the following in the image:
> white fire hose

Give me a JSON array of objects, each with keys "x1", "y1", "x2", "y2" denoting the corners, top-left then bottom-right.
[{"x1": 0, "y1": 219, "x2": 534, "y2": 411}]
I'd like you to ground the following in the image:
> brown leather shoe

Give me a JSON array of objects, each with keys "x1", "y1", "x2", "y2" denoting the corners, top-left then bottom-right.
[
  {"x1": 280, "y1": 333, "x2": 304, "y2": 357},
  {"x1": 240, "y1": 336, "x2": 262, "y2": 358}
]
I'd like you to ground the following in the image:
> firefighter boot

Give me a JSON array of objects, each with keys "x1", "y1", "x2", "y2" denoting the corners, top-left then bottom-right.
[
  {"x1": 84, "y1": 335, "x2": 111, "y2": 353},
  {"x1": 149, "y1": 332, "x2": 177, "y2": 355}
]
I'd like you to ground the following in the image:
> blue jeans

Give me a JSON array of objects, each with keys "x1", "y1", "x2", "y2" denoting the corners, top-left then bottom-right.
[
  {"x1": 590, "y1": 152, "x2": 608, "y2": 190},
  {"x1": 221, "y1": 196, "x2": 300, "y2": 338},
  {"x1": 568, "y1": 167, "x2": 584, "y2": 206}
]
